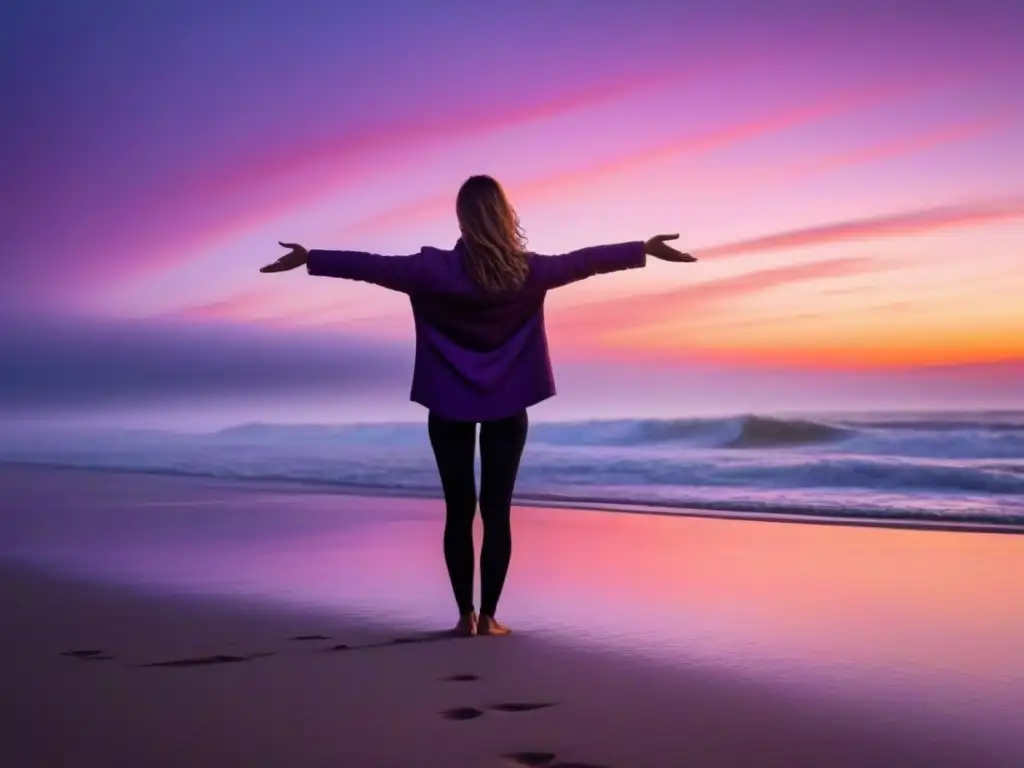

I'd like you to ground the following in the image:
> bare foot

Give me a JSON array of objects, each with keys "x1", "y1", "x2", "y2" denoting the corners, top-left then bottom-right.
[
  {"x1": 452, "y1": 611, "x2": 478, "y2": 637},
  {"x1": 478, "y1": 614, "x2": 511, "y2": 636}
]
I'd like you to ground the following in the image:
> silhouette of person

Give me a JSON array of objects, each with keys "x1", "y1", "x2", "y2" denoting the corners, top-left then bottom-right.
[{"x1": 260, "y1": 175, "x2": 696, "y2": 636}]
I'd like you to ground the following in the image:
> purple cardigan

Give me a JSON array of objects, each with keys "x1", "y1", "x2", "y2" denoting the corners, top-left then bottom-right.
[{"x1": 307, "y1": 239, "x2": 646, "y2": 421}]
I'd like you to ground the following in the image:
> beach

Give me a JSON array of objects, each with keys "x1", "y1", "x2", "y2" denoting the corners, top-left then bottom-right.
[{"x1": 2, "y1": 465, "x2": 1023, "y2": 767}]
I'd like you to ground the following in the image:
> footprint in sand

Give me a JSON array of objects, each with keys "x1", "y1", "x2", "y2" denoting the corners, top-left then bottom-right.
[
  {"x1": 441, "y1": 673, "x2": 479, "y2": 682},
  {"x1": 392, "y1": 632, "x2": 461, "y2": 645},
  {"x1": 320, "y1": 635, "x2": 452, "y2": 653},
  {"x1": 441, "y1": 702, "x2": 557, "y2": 721},
  {"x1": 141, "y1": 652, "x2": 274, "y2": 668},
  {"x1": 441, "y1": 706, "x2": 485, "y2": 721},
  {"x1": 490, "y1": 702, "x2": 557, "y2": 713},
  {"x1": 61, "y1": 649, "x2": 115, "y2": 661},
  {"x1": 503, "y1": 752, "x2": 557, "y2": 766},
  {"x1": 391, "y1": 629, "x2": 475, "y2": 646},
  {"x1": 502, "y1": 752, "x2": 609, "y2": 768}
]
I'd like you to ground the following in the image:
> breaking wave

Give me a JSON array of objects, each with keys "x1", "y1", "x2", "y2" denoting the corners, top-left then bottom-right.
[{"x1": 2, "y1": 411, "x2": 1022, "y2": 525}]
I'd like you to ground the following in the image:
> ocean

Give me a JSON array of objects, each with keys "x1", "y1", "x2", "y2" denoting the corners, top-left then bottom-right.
[{"x1": 3, "y1": 411, "x2": 1023, "y2": 526}]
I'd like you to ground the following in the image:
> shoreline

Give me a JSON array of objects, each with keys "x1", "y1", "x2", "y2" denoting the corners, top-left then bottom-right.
[{"x1": 4, "y1": 460, "x2": 1022, "y2": 535}]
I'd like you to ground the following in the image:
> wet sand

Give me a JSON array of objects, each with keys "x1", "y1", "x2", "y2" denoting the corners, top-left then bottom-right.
[{"x1": 1, "y1": 465, "x2": 1022, "y2": 766}]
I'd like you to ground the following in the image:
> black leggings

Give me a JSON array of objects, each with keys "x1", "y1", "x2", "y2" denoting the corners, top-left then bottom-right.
[{"x1": 428, "y1": 410, "x2": 529, "y2": 618}]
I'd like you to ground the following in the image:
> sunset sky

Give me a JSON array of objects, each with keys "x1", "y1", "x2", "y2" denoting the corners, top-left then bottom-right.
[{"x1": 4, "y1": 0, "x2": 1023, "y2": 428}]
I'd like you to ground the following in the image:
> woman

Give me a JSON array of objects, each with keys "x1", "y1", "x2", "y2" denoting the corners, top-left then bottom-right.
[{"x1": 259, "y1": 175, "x2": 696, "y2": 637}]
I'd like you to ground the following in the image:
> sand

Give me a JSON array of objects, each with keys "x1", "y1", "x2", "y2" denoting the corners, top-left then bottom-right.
[
  {"x1": 1, "y1": 466, "x2": 1023, "y2": 766},
  {"x1": 0, "y1": 569, "x2": 1017, "y2": 767}
]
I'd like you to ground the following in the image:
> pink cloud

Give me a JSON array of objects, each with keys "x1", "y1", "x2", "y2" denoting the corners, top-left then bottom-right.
[
  {"x1": 192, "y1": 75, "x2": 681, "y2": 205},
  {"x1": 745, "y1": 115, "x2": 1008, "y2": 189},
  {"x1": 547, "y1": 256, "x2": 881, "y2": 345},
  {"x1": 697, "y1": 199, "x2": 1024, "y2": 259},
  {"x1": 339, "y1": 80, "x2": 936, "y2": 237},
  {"x1": 174, "y1": 287, "x2": 285, "y2": 322},
  {"x1": 30, "y1": 73, "x2": 691, "y2": 310},
  {"x1": 107, "y1": 75, "x2": 686, "y2": 279},
  {"x1": 175, "y1": 284, "x2": 398, "y2": 329}
]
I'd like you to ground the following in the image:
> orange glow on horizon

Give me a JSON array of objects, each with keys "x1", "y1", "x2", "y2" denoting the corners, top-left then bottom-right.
[{"x1": 580, "y1": 330, "x2": 1024, "y2": 370}]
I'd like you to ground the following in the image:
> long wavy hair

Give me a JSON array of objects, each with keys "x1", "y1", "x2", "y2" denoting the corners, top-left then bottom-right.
[{"x1": 456, "y1": 175, "x2": 530, "y2": 293}]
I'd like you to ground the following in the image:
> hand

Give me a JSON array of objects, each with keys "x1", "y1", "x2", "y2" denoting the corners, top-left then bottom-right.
[
  {"x1": 644, "y1": 234, "x2": 696, "y2": 263},
  {"x1": 259, "y1": 242, "x2": 309, "y2": 273}
]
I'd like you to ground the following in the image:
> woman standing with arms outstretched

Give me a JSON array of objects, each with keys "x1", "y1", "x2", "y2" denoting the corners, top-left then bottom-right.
[{"x1": 260, "y1": 175, "x2": 696, "y2": 636}]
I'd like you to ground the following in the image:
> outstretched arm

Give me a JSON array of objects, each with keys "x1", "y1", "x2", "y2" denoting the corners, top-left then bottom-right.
[
  {"x1": 260, "y1": 242, "x2": 425, "y2": 294},
  {"x1": 533, "y1": 235, "x2": 695, "y2": 290},
  {"x1": 306, "y1": 248, "x2": 426, "y2": 293},
  {"x1": 533, "y1": 242, "x2": 646, "y2": 289}
]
